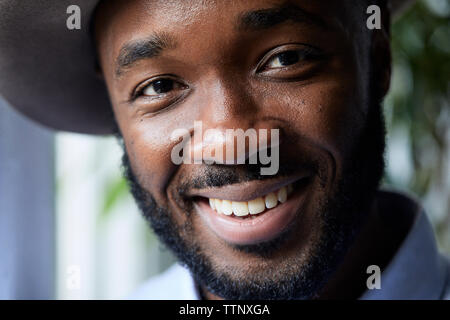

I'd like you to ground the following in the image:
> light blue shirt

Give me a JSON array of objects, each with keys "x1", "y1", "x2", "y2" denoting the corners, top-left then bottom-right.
[{"x1": 128, "y1": 191, "x2": 450, "y2": 300}]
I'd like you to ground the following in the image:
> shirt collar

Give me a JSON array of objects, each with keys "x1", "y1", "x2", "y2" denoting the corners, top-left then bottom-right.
[{"x1": 360, "y1": 195, "x2": 448, "y2": 299}]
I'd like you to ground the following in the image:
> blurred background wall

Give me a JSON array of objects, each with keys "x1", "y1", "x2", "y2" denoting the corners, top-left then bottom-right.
[
  {"x1": 55, "y1": 135, "x2": 175, "y2": 299},
  {"x1": 0, "y1": 0, "x2": 448, "y2": 299},
  {"x1": 0, "y1": 99, "x2": 54, "y2": 299}
]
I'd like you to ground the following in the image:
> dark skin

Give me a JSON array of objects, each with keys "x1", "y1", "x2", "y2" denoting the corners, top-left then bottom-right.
[{"x1": 94, "y1": 0, "x2": 404, "y2": 299}]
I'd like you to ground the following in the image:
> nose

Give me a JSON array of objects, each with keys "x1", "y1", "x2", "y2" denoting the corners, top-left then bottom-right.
[{"x1": 186, "y1": 77, "x2": 281, "y2": 165}]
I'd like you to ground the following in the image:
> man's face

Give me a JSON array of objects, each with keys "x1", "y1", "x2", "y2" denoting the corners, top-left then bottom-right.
[{"x1": 95, "y1": 0, "x2": 388, "y2": 299}]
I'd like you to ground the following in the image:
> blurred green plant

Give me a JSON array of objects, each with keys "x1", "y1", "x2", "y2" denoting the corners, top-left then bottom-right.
[
  {"x1": 383, "y1": 0, "x2": 449, "y2": 251},
  {"x1": 100, "y1": 175, "x2": 129, "y2": 220}
]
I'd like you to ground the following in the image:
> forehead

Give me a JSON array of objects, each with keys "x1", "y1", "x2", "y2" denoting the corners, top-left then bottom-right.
[
  {"x1": 94, "y1": 0, "x2": 366, "y2": 69},
  {"x1": 95, "y1": 0, "x2": 351, "y2": 27}
]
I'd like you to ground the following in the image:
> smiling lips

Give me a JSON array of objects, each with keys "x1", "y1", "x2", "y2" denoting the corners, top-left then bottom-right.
[
  {"x1": 208, "y1": 184, "x2": 294, "y2": 217},
  {"x1": 192, "y1": 177, "x2": 310, "y2": 245}
]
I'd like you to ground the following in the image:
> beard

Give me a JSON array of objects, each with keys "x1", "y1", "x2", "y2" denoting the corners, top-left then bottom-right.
[{"x1": 116, "y1": 96, "x2": 386, "y2": 299}]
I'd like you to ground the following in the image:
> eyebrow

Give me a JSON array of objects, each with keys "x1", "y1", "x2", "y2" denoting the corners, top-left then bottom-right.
[
  {"x1": 115, "y1": 33, "x2": 176, "y2": 77},
  {"x1": 237, "y1": 3, "x2": 328, "y2": 31},
  {"x1": 114, "y1": 3, "x2": 326, "y2": 77}
]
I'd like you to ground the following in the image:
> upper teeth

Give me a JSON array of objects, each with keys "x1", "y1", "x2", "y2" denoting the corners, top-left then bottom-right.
[{"x1": 208, "y1": 184, "x2": 293, "y2": 217}]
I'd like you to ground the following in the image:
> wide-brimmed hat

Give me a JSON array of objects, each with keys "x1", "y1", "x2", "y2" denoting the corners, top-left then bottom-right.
[{"x1": 0, "y1": 0, "x2": 415, "y2": 134}]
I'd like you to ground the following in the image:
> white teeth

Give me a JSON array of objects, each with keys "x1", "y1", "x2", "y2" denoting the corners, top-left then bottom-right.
[
  {"x1": 209, "y1": 198, "x2": 216, "y2": 210},
  {"x1": 248, "y1": 197, "x2": 265, "y2": 215},
  {"x1": 277, "y1": 187, "x2": 287, "y2": 203},
  {"x1": 264, "y1": 192, "x2": 278, "y2": 209},
  {"x1": 232, "y1": 201, "x2": 249, "y2": 216},
  {"x1": 221, "y1": 200, "x2": 233, "y2": 215},
  {"x1": 207, "y1": 184, "x2": 293, "y2": 217},
  {"x1": 214, "y1": 199, "x2": 223, "y2": 214}
]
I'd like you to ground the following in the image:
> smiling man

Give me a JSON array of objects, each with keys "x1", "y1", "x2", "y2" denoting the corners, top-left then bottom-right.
[{"x1": 0, "y1": 0, "x2": 449, "y2": 300}]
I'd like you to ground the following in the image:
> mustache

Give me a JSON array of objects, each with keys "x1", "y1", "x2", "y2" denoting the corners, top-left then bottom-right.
[
  {"x1": 120, "y1": 145, "x2": 321, "y2": 200},
  {"x1": 180, "y1": 160, "x2": 318, "y2": 192}
]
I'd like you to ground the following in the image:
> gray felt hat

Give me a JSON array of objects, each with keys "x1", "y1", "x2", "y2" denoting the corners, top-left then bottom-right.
[{"x1": 0, "y1": 0, "x2": 415, "y2": 135}]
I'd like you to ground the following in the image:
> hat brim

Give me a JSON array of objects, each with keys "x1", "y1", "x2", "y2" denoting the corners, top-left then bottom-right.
[
  {"x1": 0, "y1": 0, "x2": 414, "y2": 135},
  {"x1": 0, "y1": 0, "x2": 111, "y2": 134}
]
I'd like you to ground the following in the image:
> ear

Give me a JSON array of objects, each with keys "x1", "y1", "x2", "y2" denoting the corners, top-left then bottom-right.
[{"x1": 370, "y1": 4, "x2": 392, "y2": 99}]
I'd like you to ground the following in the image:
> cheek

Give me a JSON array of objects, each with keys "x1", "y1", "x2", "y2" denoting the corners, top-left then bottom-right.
[
  {"x1": 114, "y1": 107, "x2": 181, "y2": 204},
  {"x1": 305, "y1": 81, "x2": 364, "y2": 157},
  {"x1": 258, "y1": 75, "x2": 364, "y2": 169}
]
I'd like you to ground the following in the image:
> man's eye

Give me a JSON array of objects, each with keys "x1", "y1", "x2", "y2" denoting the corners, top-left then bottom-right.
[
  {"x1": 129, "y1": 76, "x2": 189, "y2": 110},
  {"x1": 260, "y1": 47, "x2": 321, "y2": 72},
  {"x1": 266, "y1": 50, "x2": 302, "y2": 69},
  {"x1": 142, "y1": 78, "x2": 178, "y2": 96}
]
